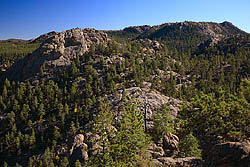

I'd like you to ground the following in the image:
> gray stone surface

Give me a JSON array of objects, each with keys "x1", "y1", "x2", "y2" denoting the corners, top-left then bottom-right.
[{"x1": 110, "y1": 86, "x2": 182, "y2": 121}]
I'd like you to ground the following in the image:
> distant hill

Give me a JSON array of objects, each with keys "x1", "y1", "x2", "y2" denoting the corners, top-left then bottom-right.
[
  {"x1": 0, "y1": 39, "x2": 28, "y2": 45},
  {"x1": 108, "y1": 21, "x2": 248, "y2": 51},
  {"x1": 0, "y1": 39, "x2": 40, "y2": 72}
]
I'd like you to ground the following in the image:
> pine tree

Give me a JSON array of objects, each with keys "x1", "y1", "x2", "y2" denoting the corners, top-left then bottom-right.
[
  {"x1": 20, "y1": 104, "x2": 30, "y2": 122},
  {"x1": 38, "y1": 103, "x2": 45, "y2": 120},
  {"x1": 4, "y1": 78, "x2": 11, "y2": 88},
  {"x1": 64, "y1": 103, "x2": 69, "y2": 115},
  {"x1": 29, "y1": 129, "x2": 36, "y2": 150},
  {"x1": 89, "y1": 100, "x2": 114, "y2": 167},
  {"x1": 13, "y1": 99, "x2": 20, "y2": 112},
  {"x1": 153, "y1": 105, "x2": 175, "y2": 137},
  {"x1": 8, "y1": 111, "x2": 15, "y2": 127},
  {"x1": 49, "y1": 161, "x2": 55, "y2": 167},
  {"x1": 179, "y1": 133, "x2": 202, "y2": 158},
  {"x1": 2, "y1": 85, "x2": 7, "y2": 98},
  {"x1": 71, "y1": 61, "x2": 79, "y2": 77},
  {"x1": 110, "y1": 102, "x2": 150, "y2": 166},
  {"x1": 239, "y1": 79, "x2": 250, "y2": 102},
  {"x1": 75, "y1": 160, "x2": 81, "y2": 167},
  {"x1": 71, "y1": 82, "x2": 78, "y2": 100},
  {"x1": 28, "y1": 157, "x2": 34, "y2": 167},
  {"x1": 33, "y1": 96, "x2": 38, "y2": 109},
  {"x1": 16, "y1": 135, "x2": 21, "y2": 155},
  {"x1": 60, "y1": 157, "x2": 69, "y2": 167},
  {"x1": 53, "y1": 126, "x2": 62, "y2": 141}
]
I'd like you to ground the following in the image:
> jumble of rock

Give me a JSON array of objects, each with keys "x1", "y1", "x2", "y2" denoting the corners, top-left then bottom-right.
[
  {"x1": 149, "y1": 133, "x2": 179, "y2": 157},
  {"x1": 109, "y1": 86, "x2": 182, "y2": 130},
  {"x1": 63, "y1": 132, "x2": 204, "y2": 167}
]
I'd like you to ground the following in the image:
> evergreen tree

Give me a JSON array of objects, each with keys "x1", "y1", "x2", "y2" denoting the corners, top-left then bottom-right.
[
  {"x1": 60, "y1": 157, "x2": 69, "y2": 167},
  {"x1": 75, "y1": 160, "x2": 81, "y2": 167},
  {"x1": 153, "y1": 105, "x2": 175, "y2": 137},
  {"x1": 53, "y1": 126, "x2": 62, "y2": 142},
  {"x1": 38, "y1": 103, "x2": 45, "y2": 120},
  {"x1": 179, "y1": 133, "x2": 202, "y2": 158},
  {"x1": 28, "y1": 157, "x2": 34, "y2": 167},
  {"x1": 29, "y1": 129, "x2": 36, "y2": 150},
  {"x1": 89, "y1": 100, "x2": 114, "y2": 167},
  {"x1": 110, "y1": 102, "x2": 150, "y2": 166}
]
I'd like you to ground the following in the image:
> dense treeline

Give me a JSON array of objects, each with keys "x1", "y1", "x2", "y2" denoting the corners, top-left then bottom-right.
[{"x1": 0, "y1": 41, "x2": 39, "y2": 70}]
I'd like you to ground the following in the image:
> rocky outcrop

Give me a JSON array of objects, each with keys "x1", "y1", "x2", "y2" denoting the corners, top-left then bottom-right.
[
  {"x1": 156, "y1": 157, "x2": 203, "y2": 167},
  {"x1": 109, "y1": 86, "x2": 182, "y2": 131},
  {"x1": 132, "y1": 21, "x2": 247, "y2": 47},
  {"x1": 149, "y1": 132, "x2": 179, "y2": 159},
  {"x1": 149, "y1": 143, "x2": 165, "y2": 159},
  {"x1": 167, "y1": 21, "x2": 245, "y2": 40},
  {"x1": 30, "y1": 31, "x2": 58, "y2": 43},
  {"x1": 139, "y1": 39, "x2": 162, "y2": 54},
  {"x1": 57, "y1": 133, "x2": 102, "y2": 164},
  {"x1": 2, "y1": 28, "x2": 110, "y2": 82},
  {"x1": 163, "y1": 133, "x2": 179, "y2": 157},
  {"x1": 84, "y1": 132, "x2": 102, "y2": 157},
  {"x1": 67, "y1": 134, "x2": 88, "y2": 163},
  {"x1": 206, "y1": 141, "x2": 250, "y2": 167}
]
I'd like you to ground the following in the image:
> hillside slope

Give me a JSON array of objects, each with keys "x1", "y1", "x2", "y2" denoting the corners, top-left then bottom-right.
[{"x1": 0, "y1": 21, "x2": 249, "y2": 167}]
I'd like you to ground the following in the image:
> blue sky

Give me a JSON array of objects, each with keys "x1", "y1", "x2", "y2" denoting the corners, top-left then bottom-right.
[{"x1": 0, "y1": 0, "x2": 249, "y2": 39}]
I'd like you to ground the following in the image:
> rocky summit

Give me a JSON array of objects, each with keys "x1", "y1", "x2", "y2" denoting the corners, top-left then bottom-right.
[
  {"x1": 117, "y1": 21, "x2": 246, "y2": 46},
  {"x1": 1, "y1": 28, "x2": 109, "y2": 81},
  {"x1": 0, "y1": 21, "x2": 249, "y2": 167}
]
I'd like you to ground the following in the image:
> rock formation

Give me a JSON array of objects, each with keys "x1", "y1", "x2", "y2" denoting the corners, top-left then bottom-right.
[
  {"x1": 67, "y1": 134, "x2": 88, "y2": 164},
  {"x1": 206, "y1": 140, "x2": 250, "y2": 167},
  {"x1": 109, "y1": 86, "x2": 182, "y2": 131},
  {"x1": 2, "y1": 28, "x2": 109, "y2": 82},
  {"x1": 156, "y1": 157, "x2": 203, "y2": 167}
]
